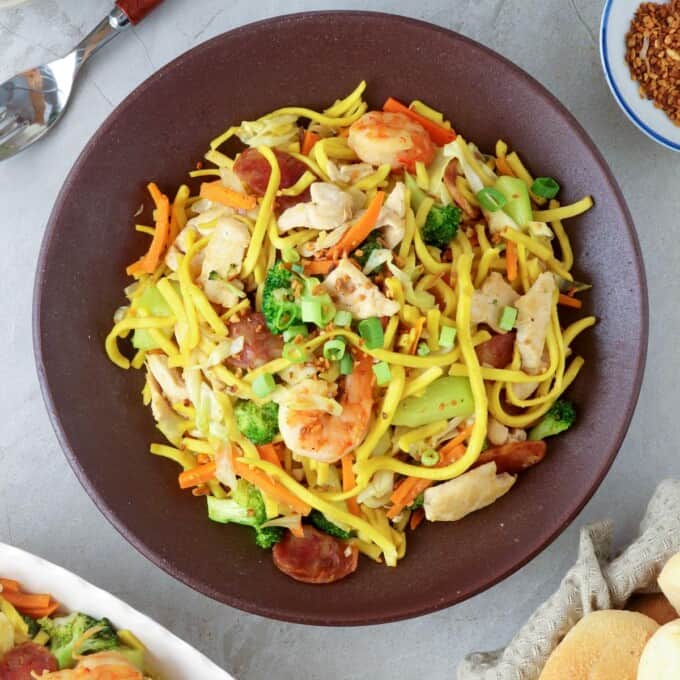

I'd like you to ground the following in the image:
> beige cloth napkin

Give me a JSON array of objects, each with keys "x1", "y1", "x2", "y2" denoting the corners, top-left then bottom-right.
[{"x1": 458, "y1": 479, "x2": 680, "y2": 680}]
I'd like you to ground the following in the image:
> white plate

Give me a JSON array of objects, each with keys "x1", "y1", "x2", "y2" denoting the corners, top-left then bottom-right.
[
  {"x1": 600, "y1": 0, "x2": 680, "y2": 151},
  {"x1": 0, "y1": 543, "x2": 234, "y2": 679}
]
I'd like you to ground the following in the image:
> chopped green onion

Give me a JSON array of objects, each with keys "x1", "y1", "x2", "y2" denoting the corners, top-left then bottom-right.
[
  {"x1": 208, "y1": 270, "x2": 220, "y2": 281},
  {"x1": 252, "y1": 373, "x2": 276, "y2": 398},
  {"x1": 301, "y1": 298, "x2": 323, "y2": 325},
  {"x1": 372, "y1": 361, "x2": 392, "y2": 386},
  {"x1": 282, "y1": 342, "x2": 309, "y2": 364},
  {"x1": 274, "y1": 301, "x2": 300, "y2": 331},
  {"x1": 416, "y1": 342, "x2": 431, "y2": 356},
  {"x1": 301, "y1": 293, "x2": 335, "y2": 328},
  {"x1": 323, "y1": 338, "x2": 346, "y2": 362},
  {"x1": 282, "y1": 325, "x2": 308, "y2": 343},
  {"x1": 358, "y1": 317, "x2": 384, "y2": 349},
  {"x1": 438, "y1": 325, "x2": 457, "y2": 349},
  {"x1": 476, "y1": 187, "x2": 507, "y2": 212},
  {"x1": 531, "y1": 176, "x2": 560, "y2": 199},
  {"x1": 291, "y1": 263, "x2": 304, "y2": 274},
  {"x1": 499, "y1": 306, "x2": 518, "y2": 331},
  {"x1": 421, "y1": 449, "x2": 439, "y2": 467},
  {"x1": 339, "y1": 352, "x2": 354, "y2": 375},
  {"x1": 282, "y1": 247, "x2": 300, "y2": 263},
  {"x1": 333, "y1": 309, "x2": 353, "y2": 327},
  {"x1": 319, "y1": 295, "x2": 336, "y2": 326}
]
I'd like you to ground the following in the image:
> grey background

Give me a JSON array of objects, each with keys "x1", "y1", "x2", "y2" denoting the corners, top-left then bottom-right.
[{"x1": 0, "y1": 1, "x2": 676, "y2": 678}]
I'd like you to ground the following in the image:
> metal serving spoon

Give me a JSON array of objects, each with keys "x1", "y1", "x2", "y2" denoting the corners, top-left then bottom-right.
[{"x1": 0, "y1": 0, "x2": 163, "y2": 161}]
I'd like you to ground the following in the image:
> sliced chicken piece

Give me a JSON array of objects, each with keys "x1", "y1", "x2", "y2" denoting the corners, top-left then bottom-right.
[
  {"x1": 146, "y1": 354, "x2": 188, "y2": 403},
  {"x1": 326, "y1": 160, "x2": 375, "y2": 184},
  {"x1": 509, "y1": 381, "x2": 539, "y2": 400},
  {"x1": 487, "y1": 416, "x2": 510, "y2": 447},
  {"x1": 165, "y1": 205, "x2": 233, "y2": 272},
  {"x1": 278, "y1": 182, "x2": 354, "y2": 232},
  {"x1": 323, "y1": 258, "x2": 399, "y2": 319},
  {"x1": 196, "y1": 216, "x2": 250, "y2": 308},
  {"x1": 471, "y1": 272, "x2": 520, "y2": 333},
  {"x1": 515, "y1": 272, "x2": 556, "y2": 373},
  {"x1": 423, "y1": 462, "x2": 516, "y2": 522},
  {"x1": 487, "y1": 417, "x2": 528, "y2": 447},
  {"x1": 376, "y1": 181, "x2": 406, "y2": 248},
  {"x1": 146, "y1": 372, "x2": 186, "y2": 446}
]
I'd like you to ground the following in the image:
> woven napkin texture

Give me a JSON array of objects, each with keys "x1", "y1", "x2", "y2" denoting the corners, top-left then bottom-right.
[{"x1": 458, "y1": 479, "x2": 680, "y2": 680}]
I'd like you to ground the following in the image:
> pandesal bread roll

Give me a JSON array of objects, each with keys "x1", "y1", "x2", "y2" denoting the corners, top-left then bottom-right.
[
  {"x1": 658, "y1": 552, "x2": 680, "y2": 616},
  {"x1": 538, "y1": 610, "x2": 658, "y2": 680},
  {"x1": 627, "y1": 593, "x2": 679, "y2": 625},
  {"x1": 637, "y1": 620, "x2": 680, "y2": 680}
]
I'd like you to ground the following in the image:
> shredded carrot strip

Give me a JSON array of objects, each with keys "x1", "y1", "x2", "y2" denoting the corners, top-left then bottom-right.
[
  {"x1": 303, "y1": 259, "x2": 337, "y2": 276},
  {"x1": 200, "y1": 181, "x2": 257, "y2": 210},
  {"x1": 408, "y1": 317, "x2": 426, "y2": 354},
  {"x1": 389, "y1": 477, "x2": 418, "y2": 507},
  {"x1": 0, "y1": 578, "x2": 20, "y2": 592},
  {"x1": 506, "y1": 240, "x2": 518, "y2": 282},
  {"x1": 342, "y1": 454, "x2": 361, "y2": 517},
  {"x1": 495, "y1": 156, "x2": 515, "y2": 176},
  {"x1": 387, "y1": 477, "x2": 428, "y2": 519},
  {"x1": 383, "y1": 97, "x2": 456, "y2": 145},
  {"x1": 258, "y1": 443, "x2": 283, "y2": 469},
  {"x1": 387, "y1": 432, "x2": 472, "y2": 519},
  {"x1": 178, "y1": 462, "x2": 216, "y2": 489},
  {"x1": 328, "y1": 191, "x2": 385, "y2": 258},
  {"x1": 558, "y1": 294, "x2": 583, "y2": 309},
  {"x1": 234, "y1": 460, "x2": 311, "y2": 515},
  {"x1": 1, "y1": 590, "x2": 50, "y2": 610},
  {"x1": 126, "y1": 183, "x2": 171, "y2": 276},
  {"x1": 179, "y1": 459, "x2": 310, "y2": 514},
  {"x1": 438, "y1": 425, "x2": 473, "y2": 458},
  {"x1": 409, "y1": 508, "x2": 425, "y2": 530},
  {"x1": 20, "y1": 599, "x2": 60, "y2": 618},
  {"x1": 302, "y1": 130, "x2": 320, "y2": 156}
]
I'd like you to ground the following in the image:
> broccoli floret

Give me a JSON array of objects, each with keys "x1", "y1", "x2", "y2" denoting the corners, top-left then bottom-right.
[
  {"x1": 529, "y1": 399, "x2": 576, "y2": 440},
  {"x1": 422, "y1": 204, "x2": 462, "y2": 250},
  {"x1": 255, "y1": 526, "x2": 284, "y2": 548},
  {"x1": 22, "y1": 614, "x2": 40, "y2": 638},
  {"x1": 207, "y1": 481, "x2": 284, "y2": 549},
  {"x1": 309, "y1": 509, "x2": 352, "y2": 539},
  {"x1": 352, "y1": 231, "x2": 383, "y2": 268},
  {"x1": 234, "y1": 399, "x2": 279, "y2": 445},
  {"x1": 409, "y1": 493, "x2": 425, "y2": 510},
  {"x1": 262, "y1": 262, "x2": 302, "y2": 334},
  {"x1": 38, "y1": 613, "x2": 118, "y2": 669},
  {"x1": 231, "y1": 479, "x2": 267, "y2": 525}
]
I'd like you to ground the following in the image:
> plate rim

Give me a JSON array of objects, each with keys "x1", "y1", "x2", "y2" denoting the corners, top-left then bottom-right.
[
  {"x1": 599, "y1": 0, "x2": 680, "y2": 152},
  {"x1": 33, "y1": 10, "x2": 649, "y2": 625}
]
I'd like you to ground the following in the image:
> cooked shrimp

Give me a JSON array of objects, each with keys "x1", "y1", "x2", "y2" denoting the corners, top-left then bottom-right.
[
  {"x1": 278, "y1": 352, "x2": 374, "y2": 463},
  {"x1": 39, "y1": 651, "x2": 144, "y2": 679},
  {"x1": 348, "y1": 111, "x2": 435, "y2": 171}
]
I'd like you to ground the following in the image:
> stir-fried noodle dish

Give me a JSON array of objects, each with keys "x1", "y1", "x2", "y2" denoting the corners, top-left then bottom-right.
[{"x1": 106, "y1": 82, "x2": 596, "y2": 584}]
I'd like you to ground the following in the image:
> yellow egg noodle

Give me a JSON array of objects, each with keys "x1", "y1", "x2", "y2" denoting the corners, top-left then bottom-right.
[{"x1": 105, "y1": 82, "x2": 596, "y2": 579}]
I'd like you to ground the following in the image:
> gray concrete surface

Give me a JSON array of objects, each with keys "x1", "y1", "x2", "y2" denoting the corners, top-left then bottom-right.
[{"x1": 0, "y1": 1, "x2": 677, "y2": 678}]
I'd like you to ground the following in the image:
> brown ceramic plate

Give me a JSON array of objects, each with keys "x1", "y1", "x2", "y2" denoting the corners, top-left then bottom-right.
[{"x1": 34, "y1": 12, "x2": 647, "y2": 625}]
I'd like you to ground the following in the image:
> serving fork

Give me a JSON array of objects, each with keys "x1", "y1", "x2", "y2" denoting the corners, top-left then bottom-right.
[{"x1": 0, "y1": 0, "x2": 163, "y2": 161}]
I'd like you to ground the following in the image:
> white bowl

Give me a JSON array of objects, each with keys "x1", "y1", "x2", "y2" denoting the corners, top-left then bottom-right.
[
  {"x1": 600, "y1": 0, "x2": 680, "y2": 151},
  {"x1": 0, "y1": 543, "x2": 234, "y2": 679}
]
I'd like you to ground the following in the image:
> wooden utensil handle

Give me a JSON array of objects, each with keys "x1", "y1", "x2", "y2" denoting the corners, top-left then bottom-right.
[{"x1": 115, "y1": 0, "x2": 163, "y2": 25}]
